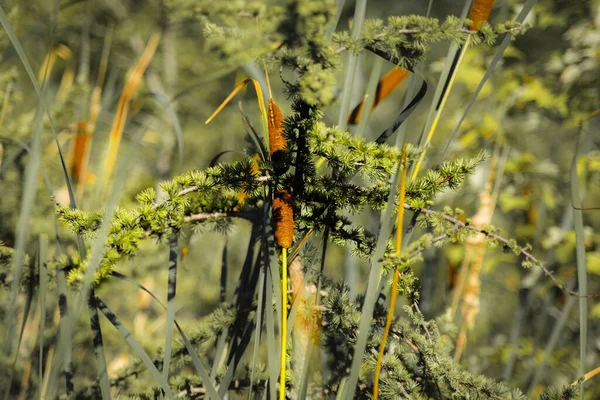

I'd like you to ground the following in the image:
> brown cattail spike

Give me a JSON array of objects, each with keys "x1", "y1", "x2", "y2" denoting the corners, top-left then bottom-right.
[
  {"x1": 70, "y1": 121, "x2": 91, "y2": 185},
  {"x1": 274, "y1": 189, "x2": 294, "y2": 249},
  {"x1": 268, "y1": 98, "x2": 287, "y2": 156},
  {"x1": 468, "y1": 0, "x2": 495, "y2": 31}
]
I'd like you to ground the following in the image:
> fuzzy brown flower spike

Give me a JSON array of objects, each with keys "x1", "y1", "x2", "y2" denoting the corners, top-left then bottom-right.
[
  {"x1": 268, "y1": 98, "x2": 287, "y2": 157},
  {"x1": 274, "y1": 189, "x2": 294, "y2": 249},
  {"x1": 468, "y1": 0, "x2": 495, "y2": 31}
]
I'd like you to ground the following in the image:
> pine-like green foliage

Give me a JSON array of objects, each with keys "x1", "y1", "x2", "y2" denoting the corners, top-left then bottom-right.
[{"x1": 1, "y1": 0, "x2": 595, "y2": 399}]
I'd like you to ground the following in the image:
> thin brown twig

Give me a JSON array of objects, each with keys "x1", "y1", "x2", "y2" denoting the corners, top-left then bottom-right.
[{"x1": 406, "y1": 205, "x2": 600, "y2": 299}]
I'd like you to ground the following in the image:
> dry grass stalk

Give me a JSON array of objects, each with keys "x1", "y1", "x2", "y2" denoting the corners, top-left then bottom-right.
[
  {"x1": 103, "y1": 32, "x2": 161, "y2": 186},
  {"x1": 454, "y1": 185, "x2": 495, "y2": 361}
]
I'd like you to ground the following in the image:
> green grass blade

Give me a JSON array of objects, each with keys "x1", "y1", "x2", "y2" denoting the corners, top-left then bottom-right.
[
  {"x1": 265, "y1": 259, "x2": 278, "y2": 400},
  {"x1": 571, "y1": 126, "x2": 588, "y2": 399},
  {"x1": 327, "y1": 0, "x2": 346, "y2": 39},
  {"x1": 87, "y1": 292, "x2": 111, "y2": 400},
  {"x1": 393, "y1": 72, "x2": 418, "y2": 148},
  {"x1": 0, "y1": 5, "x2": 78, "y2": 209},
  {"x1": 174, "y1": 322, "x2": 221, "y2": 399},
  {"x1": 220, "y1": 239, "x2": 228, "y2": 303},
  {"x1": 238, "y1": 102, "x2": 267, "y2": 162},
  {"x1": 0, "y1": 137, "x2": 53, "y2": 193},
  {"x1": 296, "y1": 340, "x2": 314, "y2": 400},
  {"x1": 4, "y1": 250, "x2": 36, "y2": 399},
  {"x1": 152, "y1": 92, "x2": 184, "y2": 167},
  {"x1": 47, "y1": 268, "x2": 74, "y2": 399},
  {"x1": 354, "y1": 56, "x2": 384, "y2": 138},
  {"x1": 73, "y1": 139, "x2": 131, "y2": 326},
  {"x1": 374, "y1": 77, "x2": 427, "y2": 145},
  {"x1": 247, "y1": 263, "x2": 266, "y2": 399},
  {"x1": 4, "y1": 104, "x2": 43, "y2": 357},
  {"x1": 95, "y1": 297, "x2": 176, "y2": 400},
  {"x1": 108, "y1": 271, "x2": 220, "y2": 398},
  {"x1": 206, "y1": 241, "x2": 232, "y2": 400},
  {"x1": 337, "y1": 0, "x2": 368, "y2": 132},
  {"x1": 162, "y1": 234, "x2": 179, "y2": 387},
  {"x1": 0, "y1": 2, "x2": 80, "y2": 362},
  {"x1": 439, "y1": 0, "x2": 539, "y2": 163},
  {"x1": 527, "y1": 289, "x2": 577, "y2": 393},
  {"x1": 342, "y1": 161, "x2": 402, "y2": 399},
  {"x1": 37, "y1": 234, "x2": 48, "y2": 400}
]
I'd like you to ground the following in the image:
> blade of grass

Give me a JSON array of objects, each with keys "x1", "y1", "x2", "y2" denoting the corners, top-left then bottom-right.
[
  {"x1": 205, "y1": 78, "x2": 268, "y2": 134},
  {"x1": 102, "y1": 32, "x2": 161, "y2": 187},
  {"x1": 527, "y1": 285, "x2": 577, "y2": 393},
  {"x1": 46, "y1": 268, "x2": 73, "y2": 399},
  {"x1": 217, "y1": 321, "x2": 257, "y2": 398},
  {"x1": 0, "y1": 5, "x2": 78, "y2": 209},
  {"x1": 353, "y1": 57, "x2": 384, "y2": 137},
  {"x1": 87, "y1": 292, "x2": 111, "y2": 400},
  {"x1": 342, "y1": 159, "x2": 402, "y2": 399},
  {"x1": 205, "y1": 241, "x2": 234, "y2": 400},
  {"x1": 0, "y1": 78, "x2": 14, "y2": 128},
  {"x1": 373, "y1": 145, "x2": 408, "y2": 400},
  {"x1": 152, "y1": 92, "x2": 184, "y2": 168},
  {"x1": 409, "y1": 0, "x2": 472, "y2": 176},
  {"x1": 247, "y1": 259, "x2": 267, "y2": 399},
  {"x1": 174, "y1": 323, "x2": 220, "y2": 399},
  {"x1": 4, "y1": 103, "x2": 44, "y2": 356},
  {"x1": 296, "y1": 339, "x2": 315, "y2": 400},
  {"x1": 0, "y1": 2, "x2": 81, "y2": 359},
  {"x1": 95, "y1": 297, "x2": 176, "y2": 399},
  {"x1": 109, "y1": 272, "x2": 219, "y2": 398},
  {"x1": 238, "y1": 102, "x2": 268, "y2": 162},
  {"x1": 374, "y1": 77, "x2": 427, "y2": 145},
  {"x1": 265, "y1": 253, "x2": 279, "y2": 400},
  {"x1": 349, "y1": 67, "x2": 410, "y2": 127},
  {"x1": 220, "y1": 239, "x2": 228, "y2": 303},
  {"x1": 162, "y1": 235, "x2": 179, "y2": 390},
  {"x1": 37, "y1": 234, "x2": 48, "y2": 400},
  {"x1": 0, "y1": 137, "x2": 53, "y2": 192},
  {"x1": 438, "y1": 0, "x2": 539, "y2": 163},
  {"x1": 4, "y1": 250, "x2": 36, "y2": 399},
  {"x1": 411, "y1": 35, "x2": 472, "y2": 179},
  {"x1": 337, "y1": 0, "x2": 368, "y2": 132},
  {"x1": 571, "y1": 126, "x2": 588, "y2": 399},
  {"x1": 326, "y1": 0, "x2": 346, "y2": 39}
]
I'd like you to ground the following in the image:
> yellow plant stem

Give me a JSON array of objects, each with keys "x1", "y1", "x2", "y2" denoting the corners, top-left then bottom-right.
[
  {"x1": 411, "y1": 34, "x2": 472, "y2": 180},
  {"x1": 572, "y1": 365, "x2": 600, "y2": 386},
  {"x1": 280, "y1": 247, "x2": 288, "y2": 400},
  {"x1": 373, "y1": 144, "x2": 408, "y2": 400}
]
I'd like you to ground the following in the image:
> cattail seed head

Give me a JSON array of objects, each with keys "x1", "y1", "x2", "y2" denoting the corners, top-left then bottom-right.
[
  {"x1": 268, "y1": 98, "x2": 287, "y2": 155},
  {"x1": 468, "y1": 0, "x2": 495, "y2": 31},
  {"x1": 274, "y1": 189, "x2": 293, "y2": 249}
]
